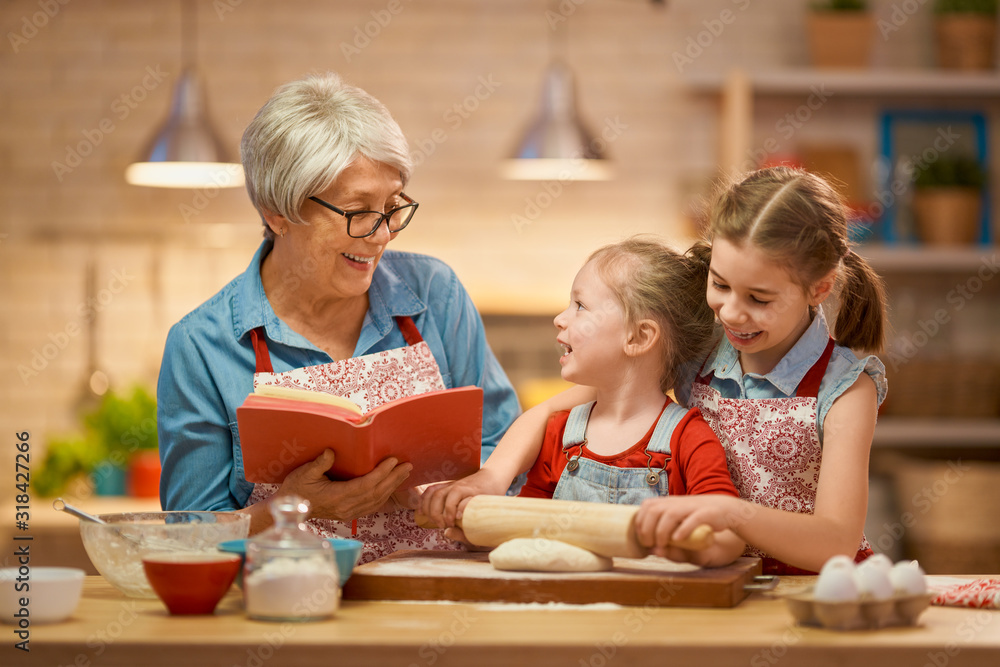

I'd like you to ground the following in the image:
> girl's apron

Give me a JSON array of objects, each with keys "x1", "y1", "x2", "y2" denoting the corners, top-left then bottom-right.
[
  {"x1": 244, "y1": 316, "x2": 460, "y2": 564},
  {"x1": 552, "y1": 400, "x2": 685, "y2": 505},
  {"x1": 688, "y1": 338, "x2": 872, "y2": 575}
]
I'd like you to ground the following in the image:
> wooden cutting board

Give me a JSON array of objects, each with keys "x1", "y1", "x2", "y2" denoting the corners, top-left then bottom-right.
[{"x1": 342, "y1": 550, "x2": 763, "y2": 608}]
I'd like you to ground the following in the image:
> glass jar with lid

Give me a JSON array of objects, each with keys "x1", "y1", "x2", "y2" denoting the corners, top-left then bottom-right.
[{"x1": 243, "y1": 494, "x2": 340, "y2": 621}]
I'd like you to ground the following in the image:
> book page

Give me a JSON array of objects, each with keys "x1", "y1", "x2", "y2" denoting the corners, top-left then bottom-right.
[{"x1": 253, "y1": 385, "x2": 364, "y2": 416}]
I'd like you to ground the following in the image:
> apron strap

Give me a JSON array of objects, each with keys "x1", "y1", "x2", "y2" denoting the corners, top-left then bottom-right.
[
  {"x1": 250, "y1": 316, "x2": 424, "y2": 375},
  {"x1": 561, "y1": 402, "x2": 595, "y2": 448},
  {"x1": 395, "y1": 315, "x2": 424, "y2": 346},
  {"x1": 646, "y1": 400, "x2": 686, "y2": 454},
  {"x1": 249, "y1": 327, "x2": 274, "y2": 374},
  {"x1": 795, "y1": 338, "x2": 835, "y2": 399}
]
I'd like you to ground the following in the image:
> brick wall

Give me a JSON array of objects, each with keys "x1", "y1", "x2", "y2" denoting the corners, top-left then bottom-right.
[{"x1": 0, "y1": 0, "x2": 977, "y2": 499}]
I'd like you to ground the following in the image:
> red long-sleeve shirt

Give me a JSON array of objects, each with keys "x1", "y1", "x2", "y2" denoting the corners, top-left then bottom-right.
[{"x1": 520, "y1": 398, "x2": 739, "y2": 499}]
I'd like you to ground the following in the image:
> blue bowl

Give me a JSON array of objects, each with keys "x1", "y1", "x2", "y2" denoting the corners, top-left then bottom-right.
[{"x1": 217, "y1": 537, "x2": 363, "y2": 587}]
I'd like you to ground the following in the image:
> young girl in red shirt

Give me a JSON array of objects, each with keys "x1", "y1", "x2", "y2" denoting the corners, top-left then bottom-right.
[{"x1": 428, "y1": 237, "x2": 745, "y2": 567}]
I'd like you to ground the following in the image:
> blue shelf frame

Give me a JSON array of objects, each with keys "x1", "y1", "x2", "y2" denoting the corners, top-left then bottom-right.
[{"x1": 877, "y1": 110, "x2": 991, "y2": 245}]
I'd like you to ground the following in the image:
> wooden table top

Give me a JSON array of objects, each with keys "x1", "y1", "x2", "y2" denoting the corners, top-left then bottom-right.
[{"x1": 18, "y1": 575, "x2": 1000, "y2": 667}]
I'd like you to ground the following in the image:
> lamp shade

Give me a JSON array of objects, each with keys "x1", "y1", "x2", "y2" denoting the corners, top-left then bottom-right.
[
  {"x1": 125, "y1": 67, "x2": 243, "y2": 189},
  {"x1": 501, "y1": 60, "x2": 611, "y2": 181}
]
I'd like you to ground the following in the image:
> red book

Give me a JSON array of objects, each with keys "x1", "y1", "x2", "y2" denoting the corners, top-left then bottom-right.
[{"x1": 236, "y1": 386, "x2": 483, "y2": 488}]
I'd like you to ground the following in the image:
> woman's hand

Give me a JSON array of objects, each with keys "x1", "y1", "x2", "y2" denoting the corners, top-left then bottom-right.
[
  {"x1": 278, "y1": 449, "x2": 412, "y2": 522},
  {"x1": 417, "y1": 468, "x2": 511, "y2": 528}
]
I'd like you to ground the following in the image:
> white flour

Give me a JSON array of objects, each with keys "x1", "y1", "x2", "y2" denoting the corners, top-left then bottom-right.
[{"x1": 244, "y1": 555, "x2": 340, "y2": 620}]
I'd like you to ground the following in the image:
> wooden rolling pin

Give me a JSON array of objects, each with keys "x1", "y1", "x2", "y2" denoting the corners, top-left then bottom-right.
[{"x1": 416, "y1": 495, "x2": 714, "y2": 559}]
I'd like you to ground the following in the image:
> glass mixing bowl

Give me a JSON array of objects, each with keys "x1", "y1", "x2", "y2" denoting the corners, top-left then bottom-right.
[{"x1": 79, "y1": 511, "x2": 250, "y2": 598}]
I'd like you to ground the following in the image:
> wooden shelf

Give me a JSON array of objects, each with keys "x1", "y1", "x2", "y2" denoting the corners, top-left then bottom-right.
[
  {"x1": 857, "y1": 244, "x2": 999, "y2": 272},
  {"x1": 686, "y1": 68, "x2": 1000, "y2": 97},
  {"x1": 874, "y1": 418, "x2": 1000, "y2": 448}
]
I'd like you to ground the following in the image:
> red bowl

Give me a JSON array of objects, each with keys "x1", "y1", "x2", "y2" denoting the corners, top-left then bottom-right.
[{"x1": 142, "y1": 552, "x2": 242, "y2": 615}]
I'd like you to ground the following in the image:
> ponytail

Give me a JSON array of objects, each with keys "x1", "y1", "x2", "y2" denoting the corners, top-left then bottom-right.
[
  {"x1": 686, "y1": 240, "x2": 712, "y2": 273},
  {"x1": 835, "y1": 251, "x2": 887, "y2": 354}
]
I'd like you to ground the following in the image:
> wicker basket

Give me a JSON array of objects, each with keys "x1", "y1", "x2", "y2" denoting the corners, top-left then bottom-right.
[
  {"x1": 893, "y1": 458, "x2": 1000, "y2": 574},
  {"x1": 882, "y1": 359, "x2": 1000, "y2": 419}
]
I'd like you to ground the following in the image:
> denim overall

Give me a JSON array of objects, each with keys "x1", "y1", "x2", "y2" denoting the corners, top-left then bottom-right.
[{"x1": 552, "y1": 400, "x2": 687, "y2": 505}]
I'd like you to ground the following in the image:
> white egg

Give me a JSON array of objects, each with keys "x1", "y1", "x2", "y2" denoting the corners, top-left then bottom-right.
[
  {"x1": 814, "y1": 556, "x2": 859, "y2": 602},
  {"x1": 819, "y1": 554, "x2": 856, "y2": 575},
  {"x1": 889, "y1": 560, "x2": 927, "y2": 595},
  {"x1": 861, "y1": 553, "x2": 893, "y2": 573},
  {"x1": 854, "y1": 558, "x2": 894, "y2": 600}
]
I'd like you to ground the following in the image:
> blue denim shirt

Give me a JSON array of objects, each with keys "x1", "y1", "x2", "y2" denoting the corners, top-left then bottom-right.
[
  {"x1": 157, "y1": 240, "x2": 521, "y2": 511},
  {"x1": 677, "y1": 309, "x2": 887, "y2": 442}
]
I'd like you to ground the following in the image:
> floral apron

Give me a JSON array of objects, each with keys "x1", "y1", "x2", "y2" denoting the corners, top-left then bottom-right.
[
  {"x1": 552, "y1": 400, "x2": 685, "y2": 504},
  {"x1": 244, "y1": 316, "x2": 460, "y2": 564},
  {"x1": 688, "y1": 338, "x2": 872, "y2": 575}
]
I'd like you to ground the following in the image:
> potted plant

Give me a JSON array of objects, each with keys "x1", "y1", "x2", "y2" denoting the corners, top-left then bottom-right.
[
  {"x1": 34, "y1": 386, "x2": 160, "y2": 498},
  {"x1": 934, "y1": 0, "x2": 998, "y2": 70},
  {"x1": 806, "y1": 1, "x2": 875, "y2": 68},
  {"x1": 912, "y1": 155, "x2": 987, "y2": 245}
]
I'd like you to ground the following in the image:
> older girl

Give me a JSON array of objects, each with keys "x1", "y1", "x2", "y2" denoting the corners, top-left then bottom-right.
[{"x1": 423, "y1": 167, "x2": 888, "y2": 575}]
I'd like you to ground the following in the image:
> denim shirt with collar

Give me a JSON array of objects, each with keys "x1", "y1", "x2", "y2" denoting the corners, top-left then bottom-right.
[
  {"x1": 677, "y1": 308, "x2": 887, "y2": 442},
  {"x1": 157, "y1": 240, "x2": 521, "y2": 511}
]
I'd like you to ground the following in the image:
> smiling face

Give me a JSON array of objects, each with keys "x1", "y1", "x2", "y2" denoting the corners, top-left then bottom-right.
[
  {"x1": 707, "y1": 237, "x2": 825, "y2": 374},
  {"x1": 270, "y1": 157, "x2": 407, "y2": 303},
  {"x1": 553, "y1": 260, "x2": 630, "y2": 386}
]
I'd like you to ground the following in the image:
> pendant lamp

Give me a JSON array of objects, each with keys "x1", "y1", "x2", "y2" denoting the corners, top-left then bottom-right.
[
  {"x1": 125, "y1": 0, "x2": 243, "y2": 188},
  {"x1": 501, "y1": 13, "x2": 611, "y2": 181}
]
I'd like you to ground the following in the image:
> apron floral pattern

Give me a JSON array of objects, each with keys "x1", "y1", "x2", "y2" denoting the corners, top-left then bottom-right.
[
  {"x1": 689, "y1": 339, "x2": 871, "y2": 567},
  {"x1": 244, "y1": 317, "x2": 461, "y2": 564}
]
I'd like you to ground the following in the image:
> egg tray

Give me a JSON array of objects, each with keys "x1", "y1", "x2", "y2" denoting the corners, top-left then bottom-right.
[{"x1": 782, "y1": 588, "x2": 934, "y2": 631}]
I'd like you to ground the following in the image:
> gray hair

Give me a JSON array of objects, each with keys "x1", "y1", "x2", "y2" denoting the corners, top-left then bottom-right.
[{"x1": 241, "y1": 72, "x2": 413, "y2": 239}]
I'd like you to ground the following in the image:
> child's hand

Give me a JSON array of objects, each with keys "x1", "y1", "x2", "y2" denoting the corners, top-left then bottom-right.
[
  {"x1": 417, "y1": 468, "x2": 510, "y2": 528},
  {"x1": 634, "y1": 494, "x2": 747, "y2": 558}
]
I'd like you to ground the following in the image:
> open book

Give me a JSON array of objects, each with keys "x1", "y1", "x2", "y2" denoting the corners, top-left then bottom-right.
[{"x1": 236, "y1": 385, "x2": 483, "y2": 488}]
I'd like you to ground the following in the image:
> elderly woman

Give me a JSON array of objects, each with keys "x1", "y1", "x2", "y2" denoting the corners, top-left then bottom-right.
[{"x1": 157, "y1": 73, "x2": 520, "y2": 562}]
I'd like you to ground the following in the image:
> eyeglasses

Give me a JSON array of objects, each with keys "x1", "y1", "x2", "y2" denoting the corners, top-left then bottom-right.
[{"x1": 307, "y1": 193, "x2": 418, "y2": 238}]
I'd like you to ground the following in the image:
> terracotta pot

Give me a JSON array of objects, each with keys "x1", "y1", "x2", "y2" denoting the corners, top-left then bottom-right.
[
  {"x1": 912, "y1": 187, "x2": 982, "y2": 245},
  {"x1": 128, "y1": 450, "x2": 162, "y2": 498},
  {"x1": 935, "y1": 15, "x2": 997, "y2": 70},
  {"x1": 806, "y1": 12, "x2": 874, "y2": 69}
]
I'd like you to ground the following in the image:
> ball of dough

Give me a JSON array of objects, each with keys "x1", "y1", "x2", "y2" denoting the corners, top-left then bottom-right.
[{"x1": 488, "y1": 538, "x2": 613, "y2": 572}]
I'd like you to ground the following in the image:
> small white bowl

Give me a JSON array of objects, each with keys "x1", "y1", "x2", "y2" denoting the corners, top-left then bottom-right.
[{"x1": 0, "y1": 567, "x2": 85, "y2": 624}]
